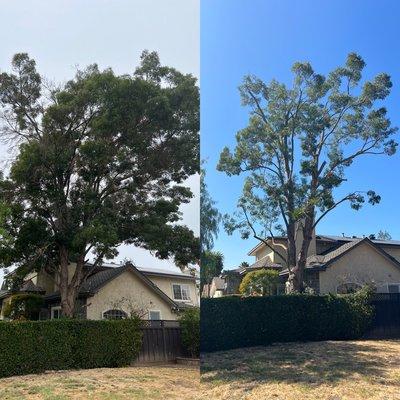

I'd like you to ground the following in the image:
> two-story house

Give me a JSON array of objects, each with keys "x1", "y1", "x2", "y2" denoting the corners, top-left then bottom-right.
[{"x1": 0, "y1": 261, "x2": 199, "y2": 320}]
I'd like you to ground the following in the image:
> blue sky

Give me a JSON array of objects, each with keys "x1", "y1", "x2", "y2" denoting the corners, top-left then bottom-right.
[{"x1": 201, "y1": 0, "x2": 400, "y2": 269}]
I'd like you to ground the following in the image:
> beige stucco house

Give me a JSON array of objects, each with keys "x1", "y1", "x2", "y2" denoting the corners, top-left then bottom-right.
[
  {"x1": 212, "y1": 232, "x2": 400, "y2": 296},
  {"x1": 0, "y1": 262, "x2": 198, "y2": 321}
]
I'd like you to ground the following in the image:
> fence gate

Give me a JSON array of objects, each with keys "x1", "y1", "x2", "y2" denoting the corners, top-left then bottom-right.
[
  {"x1": 365, "y1": 293, "x2": 400, "y2": 339},
  {"x1": 135, "y1": 320, "x2": 184, "y2": 363}
]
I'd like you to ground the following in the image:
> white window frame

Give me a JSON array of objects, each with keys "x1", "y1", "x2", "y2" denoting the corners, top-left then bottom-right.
[
  {"x1": 51, "y1": 306, "x2": 61, "y2": 320},
  {"x1": 148, "y1": 310, "x2": 162, "y2": 320},
  {"x1": 172, "y1": 283, "x2": 191, "y2": 302},
  {"x1": 102, "y1": 309, "x2": 128, "y2": 320}
]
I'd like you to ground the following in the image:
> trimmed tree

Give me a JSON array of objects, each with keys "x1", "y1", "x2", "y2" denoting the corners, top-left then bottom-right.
[
  {"x1": 0, "y1": 51, "x2": 199, "y2": 317},
  {"x1": 218, "y1": 53, "x2": 397, "y2": 292}
]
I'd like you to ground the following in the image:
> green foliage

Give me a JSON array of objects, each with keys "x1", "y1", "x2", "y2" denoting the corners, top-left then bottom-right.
[
  {"x1": 239, "y1": 269, "x2": 280, "y2": 296},
  {"x1": 201, "y1": 291, "x2": 374, "y2": 352},
  {"x1": 0, "y1": 51, "x2": 199, "y2": 314},
  {"x1": 200, "y1": 250, "x2": 224, "y2": 294},
  {"x1": 179, "y1": 307, "x2": 200, "y2": 357},
  {"x1": 2, "y1": 294, "x2": 44, "y2": 320},
  {"x1": 0, "y1": 319, "x2": 142, "y2": 378},
  {"x1": 217, "y1": 53, "x2": 398, "y2": 291},
  {"x1": 200, "y1": 165, "x2": 221, "y2": 252}
]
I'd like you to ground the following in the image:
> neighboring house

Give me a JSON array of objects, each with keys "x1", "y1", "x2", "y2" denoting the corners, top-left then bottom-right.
[
  {"x1": 244, "y1": 233, "x2": 400, "y2": 294},
  {"x1": 0, "y1": 262, "x2": 198, "y2": 321},
  {"x1": 202, "y1": 271, "x2": 242, "y2": 298},
  {"x1": 207, "y1": 230, "x2": 400, "y2": 297}
]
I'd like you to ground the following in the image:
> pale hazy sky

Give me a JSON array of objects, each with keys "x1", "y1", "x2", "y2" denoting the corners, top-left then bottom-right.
[{"x1": 0, "y1": 0, "x2": 199, "y2": 281}]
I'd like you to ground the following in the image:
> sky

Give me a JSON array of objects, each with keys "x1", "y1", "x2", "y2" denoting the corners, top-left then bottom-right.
[
  {"x1": 201, "y1": 0, "x2": 400, "y2": 269},
  {"x1": 0, "y1": 0, "x2": 199, "y2": 282}
]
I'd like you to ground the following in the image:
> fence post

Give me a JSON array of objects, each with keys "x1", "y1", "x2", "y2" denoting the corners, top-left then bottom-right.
[{"x1": 161, "y1": 320, "x2": 168, "y2": 361}]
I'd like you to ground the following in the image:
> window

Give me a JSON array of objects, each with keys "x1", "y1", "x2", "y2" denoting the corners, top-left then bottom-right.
[
  {"x1": 103, "y1": 309, "x2": 127, "y2": 320},
  {"x1": 51, "y1": 306, "x2": 61, "y2": 320},
  {"x1": 172, "y1": 284, "x2": 190, "y2": 301},
  {"x1": 388, "y1": 284, "x2": 400, "y2": 293},
  {"x1": 336, "y1": 283, "x2": 362, "y2": 294},
  {"x1": 149, "y1": 310, "x2": 161, "y2": 320}
]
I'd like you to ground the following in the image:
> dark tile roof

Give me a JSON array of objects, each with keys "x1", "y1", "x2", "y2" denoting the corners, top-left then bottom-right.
[
  {"x1": 245, "y1": 257, "x2": 283, "y2": 273},
  {"x1": 80, "y1": 267, "x2": 124, "y2": 292}
]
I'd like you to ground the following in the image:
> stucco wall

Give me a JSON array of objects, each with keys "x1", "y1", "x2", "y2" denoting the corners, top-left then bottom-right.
[
  {"x1": 380, "y1": 246, "x2": 400, "y2": 263},
  {"x1": 319, "y1": 242, "x2": 400, "y2": 294},
  {"x1": 147, "y1": 275, "x2": 199, "y2": 306},
  {"x1": 86, "y1": 270, "x2": 177, "y2": 320}
]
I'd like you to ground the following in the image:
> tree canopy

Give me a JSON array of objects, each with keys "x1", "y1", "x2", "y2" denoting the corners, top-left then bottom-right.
[
  {"x1": 0, "y1": 51, "x2": 199, "y2": 316},
  {"x1": 218, "y1": 53, "x2": 397, "y2": 292},
  {"x1": 239, "y1": 269, "x2": 280, "y2": 296}
]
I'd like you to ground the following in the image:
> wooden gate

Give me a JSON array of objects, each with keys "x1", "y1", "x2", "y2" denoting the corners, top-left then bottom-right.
[
  {"x1": 365, "y1": 293, "x2": 400, "y2": 339},
  {"x1": 135, "y1": 320, "x2": 184, "y2": 363}
]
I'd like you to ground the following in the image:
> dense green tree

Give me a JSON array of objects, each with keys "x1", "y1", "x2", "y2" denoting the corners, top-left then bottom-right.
[
  {"x1": 0, "y1": 51, "x2": 199, "y2": 317},
  {"x1": 218, "y1": 53, "x2": 397, "y2": 292},
  {"x1": 239, "y1": 269, "x2": 280, "y2": 296}
]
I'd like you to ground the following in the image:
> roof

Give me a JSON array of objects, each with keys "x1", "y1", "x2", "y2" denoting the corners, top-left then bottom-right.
[
  {"x1": 245, "y1": 257, "x2": 283, "y2": 274},
  {"x1": 212, "y1": 277, "x2": 226, "y2": 290},
  {"x1": 0, "y1": 279, "x2": 45, "y2": 300},
  {"x1": 46, "y1": 263, "x2": 183, "y2": 310},
  {"x1": 280, "y1": 237, "x2": 400, "y2": 275},
  {"x1": 248, "y1": 234, "x2": 400, "y2": 257}
]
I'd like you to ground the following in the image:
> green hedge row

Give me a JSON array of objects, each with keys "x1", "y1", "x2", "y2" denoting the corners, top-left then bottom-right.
[
  {"x1": 201, "y1": 292, "x2": 374, "y2": 352},
  {"x1": 0, "y1": 319, "x2": 142, "y2": 378}
]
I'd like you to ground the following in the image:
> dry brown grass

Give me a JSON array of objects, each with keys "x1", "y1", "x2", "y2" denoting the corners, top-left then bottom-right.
[
  {"x1": 200, "y1": 340, "x2": 400, "y2": 400},
  {"x1": 0, "y1": 364, "x2": 200, "y2": 400}
]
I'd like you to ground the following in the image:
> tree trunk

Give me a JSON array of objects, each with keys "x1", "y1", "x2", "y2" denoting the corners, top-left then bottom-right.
[
  {"x1": 58, "y1": 247, "x2": 84, "y2": 318},
  {"x1": 286, "y1": 221, "x2": 297, "y2": 293},
  {"x1": 294, "y1": 215, "x2": 314, "y2": 293}
]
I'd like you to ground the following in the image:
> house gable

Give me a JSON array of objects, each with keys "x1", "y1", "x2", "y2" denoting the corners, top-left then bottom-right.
[
  {"x1": 86, "y1": 268, "x2": 179, "y2": 320},
  {"x1": 319, "y1": 240, "x2": 400, "y2": 294}
]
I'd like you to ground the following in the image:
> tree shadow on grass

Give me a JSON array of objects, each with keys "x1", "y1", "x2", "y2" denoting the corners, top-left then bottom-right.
[{"x1": 201, "y1": 340, "x2": 400, "y2": 386}]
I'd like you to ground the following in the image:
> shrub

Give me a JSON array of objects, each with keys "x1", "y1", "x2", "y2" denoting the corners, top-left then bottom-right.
[
  {"x1": 0, "y1": 318, "x2": 142, "y2": 378},
  {"x1": 2, "y1": 293, "x2": 44, "y2": 320},
  {"x1": 239, "y1": 269, "x2": 280, "y2": 296},
  {"x1": 201, "y1": 291, "x2": 374, "y2": 352},
  {"x1": 180, "y1": 307, "x2": 200, "y2": 357}
]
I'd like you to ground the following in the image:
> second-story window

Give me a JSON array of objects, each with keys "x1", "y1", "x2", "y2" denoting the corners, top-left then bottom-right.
[{"x1": 172, "y1": 284, "x2": 190, "y2": 301}]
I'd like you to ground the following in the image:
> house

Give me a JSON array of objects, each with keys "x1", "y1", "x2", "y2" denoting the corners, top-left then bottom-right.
[
  {"x1": 245, "y1": 232, "x2": 400, "y2": 294},
  {"x1": 0, "y1": 261, "x2": 199, "y2": 320},
  {"x1": 209, "y1": 231, "x2": 400, "y2": 296},
  {"x1": 202, "y1": 271, "x2": 242, "y2": 298}
]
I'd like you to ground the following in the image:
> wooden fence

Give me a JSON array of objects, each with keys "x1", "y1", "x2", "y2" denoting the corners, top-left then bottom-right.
[
  {"x1": 135, "y1": 320, "x2": 185, "y2": 363},
  {"x1": 365, "y1": 293, "x2": 400, "y2": 339}
]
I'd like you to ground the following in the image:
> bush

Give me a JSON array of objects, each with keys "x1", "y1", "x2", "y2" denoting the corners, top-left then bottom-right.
[
  {"x1": 0, "y1": 318, "x2": 142, "y2": 378},
  {"x1": 3, "y1": 293, "x2": 44, "y2": 320},
  {"x1": 201, "y1": 290, "x2": 374, "y2": 352},
  {"x1": 180, "y1": 307, "x2": 200, "y2": 357},
  {"x1": 239, "y1": 269, "x2": 280, "y2": 296}
]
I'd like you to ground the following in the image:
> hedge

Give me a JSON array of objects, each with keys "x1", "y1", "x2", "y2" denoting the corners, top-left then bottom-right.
[
  {"x1": 201, "y1": 291, "x2": 374, "y2": 352},
  {"x1": 180, "y1": 307, "x2": 200, "y2": 358},
  {"x1": 0, "y1": 319, "x2": 142, "y2": 378}
]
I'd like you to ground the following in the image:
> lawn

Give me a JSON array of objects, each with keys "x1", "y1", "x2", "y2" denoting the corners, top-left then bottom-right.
[
  {"x1": 0, "y1": 365, "x2": 200, "y2": 400},
  {"x1": 201, "y1": 340, "x2": 400, "y2": 400}
]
